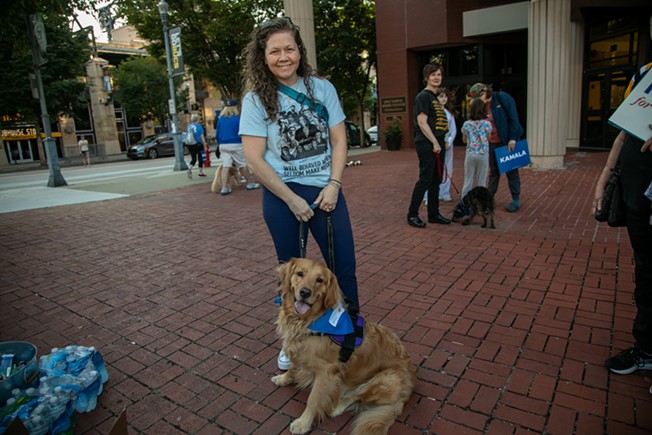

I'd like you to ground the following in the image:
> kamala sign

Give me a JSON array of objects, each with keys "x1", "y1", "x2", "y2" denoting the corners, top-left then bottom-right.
[{"x1": 495, "y1": 139, "x2": 530, "y2": 174}]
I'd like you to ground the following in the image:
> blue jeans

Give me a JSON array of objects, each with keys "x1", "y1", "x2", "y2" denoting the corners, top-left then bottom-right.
[{"x1": 262, "y1": 183, "x2": 359, "y2": 312}]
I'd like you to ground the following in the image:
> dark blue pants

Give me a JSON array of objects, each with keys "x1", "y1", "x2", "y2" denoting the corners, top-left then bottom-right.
[
  {"x1": 408, "y1": 138, "x2": 445, "y2": 218},
  {"x1": 488, "y1": 142, "x2": 520, "y2": 200},
  {"x1": 262, "y1": 183, "x2": 359, "y2": 312}
]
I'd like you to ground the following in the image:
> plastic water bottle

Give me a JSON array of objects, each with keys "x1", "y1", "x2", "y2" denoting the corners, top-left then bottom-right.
[
  {"x1": 25, "y1": 414, "x2": 49, "y2": 435},
  {"x1": 40, "y1": 348, "x2": 67, "y2": 375},
  {"x1": 90, "y1": 347, "x2": 109, "y2": 384},
  {"x1": 64, "y1": 345, "x2": 93, "y2": 375}
]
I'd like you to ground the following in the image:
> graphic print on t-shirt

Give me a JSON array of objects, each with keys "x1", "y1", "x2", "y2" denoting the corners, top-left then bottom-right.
[{"x1": 276, "y1": 107, "x2": 328, "y2": 162}]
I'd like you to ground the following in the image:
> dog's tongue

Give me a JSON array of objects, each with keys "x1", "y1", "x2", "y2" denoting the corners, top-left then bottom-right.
[{"x1": 294, "y1": 301, "x2": 311, "y2": 315}]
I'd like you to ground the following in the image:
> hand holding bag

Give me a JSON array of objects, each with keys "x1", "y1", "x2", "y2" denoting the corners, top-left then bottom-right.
[{"x1": 595, "y1": 166, "x2": 626, "y2": 227}]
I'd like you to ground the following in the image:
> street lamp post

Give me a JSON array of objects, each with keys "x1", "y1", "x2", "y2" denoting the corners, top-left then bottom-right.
[{"x1": 158, "y1": 0, "x2": 187, "y2": 171}]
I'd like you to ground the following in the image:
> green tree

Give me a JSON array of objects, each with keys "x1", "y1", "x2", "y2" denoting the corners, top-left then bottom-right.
[
  {"x1": 0, "y1": 0, "x2": 92, "y2": 164},
  {"x1": 314, "y1": 0, "x2": 376, "y2": 140},
  {"x1": 113, "y1": 56, "x2": 186, "y2": 123},
  {"x1": 114, "y1": 0, "x2": 282, "y2": 99}
]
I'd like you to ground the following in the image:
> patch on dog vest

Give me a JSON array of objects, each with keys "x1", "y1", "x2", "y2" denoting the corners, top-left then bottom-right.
[{"x1": 308, "y1": 302, "x2": 353, "y2": 335}]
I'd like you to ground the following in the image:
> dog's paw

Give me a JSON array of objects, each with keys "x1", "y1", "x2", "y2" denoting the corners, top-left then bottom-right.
[
  {"x1": 272, "y1": 374, "x2": 291, "y2": 386},
  {"x1": 290, "y1": 416, "x2": 312, "y2": 434}
]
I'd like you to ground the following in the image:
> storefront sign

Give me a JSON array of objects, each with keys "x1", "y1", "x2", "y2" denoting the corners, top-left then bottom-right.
[
  {"x1": 1, "y1": 126, "x2": 61, "y2": 140},
  {"x1": 381, "y1": 97, "x2": 406, "y2": 113}
]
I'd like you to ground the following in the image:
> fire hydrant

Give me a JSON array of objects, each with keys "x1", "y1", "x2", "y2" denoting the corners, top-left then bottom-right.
[{"x1": 202, "y1": 144, "x2": 211, "y2": 168}]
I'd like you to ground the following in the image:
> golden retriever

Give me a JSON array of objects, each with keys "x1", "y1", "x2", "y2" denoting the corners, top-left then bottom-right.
[
  {"x1": 273, "y1": 258, "x2": 416, "y2": 435},
  {"x1": 210, "y1": 164, "x2": 241, "y2": 193}
]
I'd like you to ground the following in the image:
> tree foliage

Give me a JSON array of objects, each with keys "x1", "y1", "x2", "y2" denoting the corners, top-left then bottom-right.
[
  {"x1": 314, "y1": 0, "x2": 376, "y2": 133},
  {"x1": 114, "y1": 0, "x2": 282, "y2": 100},
  {"x1": 112, "y1": 56, "x2": 185, "y2": 123},
  {"x1": 0, "y1": 0, "x2": 92, "y2": 128}
]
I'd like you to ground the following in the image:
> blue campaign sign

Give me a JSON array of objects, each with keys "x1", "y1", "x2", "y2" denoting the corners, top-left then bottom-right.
[{"x1": 495, "y1": 140, "x2": 530, "y2": 174}]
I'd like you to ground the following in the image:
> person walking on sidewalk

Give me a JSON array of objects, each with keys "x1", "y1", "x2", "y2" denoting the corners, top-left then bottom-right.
[
  {"x1": 467, "y1": 83, "x2": 523, "y2": 212},
  {"x1": 185, "y1": 113, "x2": 208, "y2": 179},
  {"x1": 594, "y1": 59, "x2": 652, "y2": 375},
  {"x1": 240, "y1": 17, "x2": 360, "y2": 370},
  {"x1": 215, "y1": 99, "x2": 259, "y2": 195},
  {"x1": 78, "y1": 136, "x2": 91, "y2": 167},
  {"x1": 407, "y1": 62, "x2": 451, "y2": 228}
]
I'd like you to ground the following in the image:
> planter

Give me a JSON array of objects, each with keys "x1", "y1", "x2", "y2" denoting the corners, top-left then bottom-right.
[{"x1": 386, "y1": 138, "x2": 401, "y2": 151}]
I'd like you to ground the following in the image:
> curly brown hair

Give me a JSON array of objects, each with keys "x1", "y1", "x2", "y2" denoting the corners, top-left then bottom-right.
[{"x1": 242, "y1": 17, "x2": 316, "y2": 120}]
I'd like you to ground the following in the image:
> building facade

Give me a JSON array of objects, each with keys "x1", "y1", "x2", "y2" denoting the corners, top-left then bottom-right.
[
  {"x1": 0, "y1": 25, "x2": 222, "y2": 169},
  {"x1": 375, "y1": 0, "x2": 652, "y2": 169}
]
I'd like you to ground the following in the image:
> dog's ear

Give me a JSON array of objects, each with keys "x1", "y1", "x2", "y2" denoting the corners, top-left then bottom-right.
[
  {"x1": 322, "y1": 267, "x2": 340, "y2": 309},
  {"x1": 277, "y1": 259, "x2": 297, "y2": 294}
]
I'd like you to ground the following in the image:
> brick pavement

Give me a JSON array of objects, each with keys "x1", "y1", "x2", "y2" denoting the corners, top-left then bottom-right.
[{"x1": 1, "y1": 148, "x2": 651, "y2": 434}]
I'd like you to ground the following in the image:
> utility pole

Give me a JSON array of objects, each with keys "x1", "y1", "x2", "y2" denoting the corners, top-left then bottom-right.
[{"x1": 28, "y1": 14, "x2": 67, "y2": 187}]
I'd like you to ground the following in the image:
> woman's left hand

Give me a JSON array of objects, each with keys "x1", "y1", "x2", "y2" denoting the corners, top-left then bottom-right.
[{"x1": 315, "y1": 183, "x2": 339, "y2": 212}]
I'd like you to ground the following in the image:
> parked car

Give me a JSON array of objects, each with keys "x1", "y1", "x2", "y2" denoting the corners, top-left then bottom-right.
[
  {"x1": 127, "y1": 134, "x2": 178, "y2": 160},
  {"x1": 366, "y1": 125, "x2": 378, "y2": 144},
  {"x1": 345, "y1": 121, "x2": 371, "y2": 148}
]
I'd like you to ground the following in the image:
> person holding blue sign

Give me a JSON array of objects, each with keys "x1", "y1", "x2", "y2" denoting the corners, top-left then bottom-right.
[{"x1": 467, "y1": 83, "x2": 523, "y2": 212}]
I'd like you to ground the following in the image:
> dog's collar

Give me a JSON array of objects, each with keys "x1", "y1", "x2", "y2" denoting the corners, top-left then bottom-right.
[{"x1": 307, "y1": 301, "x2": 353, "y2": 335}]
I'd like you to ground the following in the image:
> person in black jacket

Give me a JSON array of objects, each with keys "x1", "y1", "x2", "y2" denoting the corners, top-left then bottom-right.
[{"x1": 594, "y1": 60, "x2": 652, "y2": 375}]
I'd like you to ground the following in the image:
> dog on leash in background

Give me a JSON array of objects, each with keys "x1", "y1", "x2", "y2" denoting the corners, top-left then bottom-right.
[
  {"x1": 452, "y1": 186, "x2": 496, "y2": 228},
  {"x1": 210, "y1": 164, "x2": 241, "y2": 193},
  {"x1": 274, "y1": 258, "x2": 416, "y2": 435}
]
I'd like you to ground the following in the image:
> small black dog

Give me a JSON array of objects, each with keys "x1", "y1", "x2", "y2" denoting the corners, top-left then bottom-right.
[{"x1": 452, "y1": 186, "x2": 496, "y2": 229}]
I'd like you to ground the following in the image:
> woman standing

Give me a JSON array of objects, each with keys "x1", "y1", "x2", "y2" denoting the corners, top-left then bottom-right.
[
  {"x1": 215, "y1": 99, "x2": 259, "y2": 195},
  {"x1": 407, "y1": 63, "x2": 451, "y2": 228},
  {"x1": 239, "y1": 17, "x2": 360, "y2": 370}
]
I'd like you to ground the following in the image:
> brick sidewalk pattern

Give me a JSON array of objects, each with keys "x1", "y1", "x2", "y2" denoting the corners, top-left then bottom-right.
[{"x1": 2, "y1": 149, "x2": 652, "y2": 434}]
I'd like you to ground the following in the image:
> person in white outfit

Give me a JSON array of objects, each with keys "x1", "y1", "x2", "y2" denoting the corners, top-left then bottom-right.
[
  {"x1": 424, "y1": 88, "x2": 457, "y2": 204},
  {"x1": 438, "y1": 89, "x2": 457, "y2": 202}
]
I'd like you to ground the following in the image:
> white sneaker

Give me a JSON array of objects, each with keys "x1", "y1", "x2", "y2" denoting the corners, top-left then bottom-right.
[
  {"x1": 240, "y1": 176, "x2": 247, "y2": 183},
  {"x1": 246, "y1": 183, "x2": 260, "y2": 190},
  {"x1": 220, "y1": 187, "x2": 232, "y2": 196},
  {"x1": 277, "y1": 349, "x2": 291, "y2": 370}
]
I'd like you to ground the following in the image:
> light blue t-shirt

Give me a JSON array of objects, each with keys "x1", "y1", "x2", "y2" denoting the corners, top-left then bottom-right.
[{"x1": 239, "y1": 77, "x2": 346, "y2": 188}]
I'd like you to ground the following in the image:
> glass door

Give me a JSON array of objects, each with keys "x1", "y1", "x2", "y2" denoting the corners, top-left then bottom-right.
[
  {"x1": 581, "y1": 69, "x2": 631, "y2": 149},
  {"x1": 7, "y1": 140, "x2": 35, "y2": 163}
]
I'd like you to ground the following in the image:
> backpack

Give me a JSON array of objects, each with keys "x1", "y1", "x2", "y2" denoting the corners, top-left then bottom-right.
[{"x1": 183, "y1": 124, "x2": 197, "y2": 145}]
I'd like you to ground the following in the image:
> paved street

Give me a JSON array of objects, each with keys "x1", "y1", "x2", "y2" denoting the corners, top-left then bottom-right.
[{"x1": 1, "y1": 147, "x2": 651, "y2": 434}]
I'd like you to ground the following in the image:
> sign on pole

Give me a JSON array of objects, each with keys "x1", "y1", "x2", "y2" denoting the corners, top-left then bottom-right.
[{"x1": 169, "y1": 27, "x2": 185, "y2": 76}]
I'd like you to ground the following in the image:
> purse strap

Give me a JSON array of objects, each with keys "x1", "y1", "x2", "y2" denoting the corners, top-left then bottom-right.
[{"x1": 278, "y1": 82, "x2": 330, "y2": 124}]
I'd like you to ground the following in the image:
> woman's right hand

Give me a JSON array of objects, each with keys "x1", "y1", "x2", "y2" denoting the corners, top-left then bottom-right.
[
  {"x1": 592, "y1": 168, "x2": 611, "y2": 215},
  {"x1": 288, "y1": 195, "x2": 314, "y2": 222}
]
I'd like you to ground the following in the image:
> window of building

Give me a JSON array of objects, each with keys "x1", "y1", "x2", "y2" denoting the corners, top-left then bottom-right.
[{"x1": 588, "y1": 17, "x2": 638, "y2": 69}]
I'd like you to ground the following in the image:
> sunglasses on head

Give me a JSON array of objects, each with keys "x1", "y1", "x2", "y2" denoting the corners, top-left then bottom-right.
[{"x1": 258, "y1": 16, "x2": 295, "y2": 31}]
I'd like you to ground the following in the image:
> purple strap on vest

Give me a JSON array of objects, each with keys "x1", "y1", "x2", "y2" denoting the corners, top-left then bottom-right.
[{"x1": 330, "y1": 315, "x2": 365, "y2": 348}]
